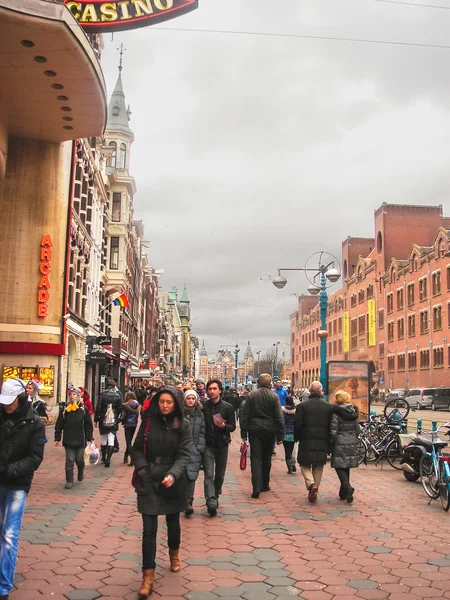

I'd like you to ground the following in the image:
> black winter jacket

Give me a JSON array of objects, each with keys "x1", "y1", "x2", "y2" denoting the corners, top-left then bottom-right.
[
  {"x1": 240, "y1": 385, "x2": 285, "y2": 442},
  {"x1": 94, "y1": 387, "x2": 123, "y2": 434},
  {"x1": 55, "y1": 404, "x2": 93, "y2": 448},
  {"x1": 0, "y1": 394, "x2": 45, "y2": 493},
  {"x1": 131, "y1": 387, "x2": 193, "y2": 516},
  {"x1": 203, "y1": 398, "x2": 236, "y2": 448},
  {"x1": 294, "y1": 394, "x2": 332, "y2": 466},
  {"x1": 330, "y1": 404, "x2": 360, "y2": 469}
]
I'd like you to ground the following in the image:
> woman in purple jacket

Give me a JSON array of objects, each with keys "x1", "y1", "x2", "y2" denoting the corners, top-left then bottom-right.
[{"x1": 120, "y1": 391, "x2": 140, "y2": 466}]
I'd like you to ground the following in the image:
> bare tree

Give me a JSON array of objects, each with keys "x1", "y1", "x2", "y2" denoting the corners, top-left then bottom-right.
[{"x1": 257, "y1": 349, "x2": 284, "y2": 379}]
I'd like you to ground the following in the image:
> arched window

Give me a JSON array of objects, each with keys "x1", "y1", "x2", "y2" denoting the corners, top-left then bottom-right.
[
  {"x1": 120, "y1": 143, "x2": 127, "y2": 169},
  {"x1": 109, "y1": 141, "x2": 117, "y2": 168}
]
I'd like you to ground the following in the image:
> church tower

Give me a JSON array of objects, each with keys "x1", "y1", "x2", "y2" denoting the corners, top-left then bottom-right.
[
  {"x1": 243, "y1": 341, "x2": 255, "y2": 376},
  {"x1": 199, "y1": 340, "x2": 209, "y2": 381}
]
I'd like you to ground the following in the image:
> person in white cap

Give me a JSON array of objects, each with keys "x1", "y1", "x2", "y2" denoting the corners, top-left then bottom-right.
[{"x1": 0, "y1": 379, "x2": 45, "y2": 600}]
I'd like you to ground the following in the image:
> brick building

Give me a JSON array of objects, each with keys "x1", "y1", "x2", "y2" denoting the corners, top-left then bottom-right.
[{"x1": 291, "y1": 203, "x2": 450, "y2": 392}]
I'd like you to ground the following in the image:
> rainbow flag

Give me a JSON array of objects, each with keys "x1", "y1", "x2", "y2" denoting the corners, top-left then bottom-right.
[{"x1": 113, "y1": 293, "x2": 129, "y2": 308}]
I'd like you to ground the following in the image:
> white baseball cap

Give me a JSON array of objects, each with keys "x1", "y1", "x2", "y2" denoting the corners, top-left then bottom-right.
[{"x1": 0, "y1": 379, "x2": 26, "y2": 405}]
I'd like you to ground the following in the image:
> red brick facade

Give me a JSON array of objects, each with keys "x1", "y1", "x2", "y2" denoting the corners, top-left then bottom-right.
[{"x1": 291, "y1": 203, "x2": 450, "y2": 391}]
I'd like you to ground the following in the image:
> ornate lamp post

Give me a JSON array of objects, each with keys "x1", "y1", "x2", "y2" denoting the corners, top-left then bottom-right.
[
  {"x1": 272, "y1": 251, "x2": 341, "y2": 395},
  {"x1": 234, "y1": 344, "x2": 240, "y2": 388}
]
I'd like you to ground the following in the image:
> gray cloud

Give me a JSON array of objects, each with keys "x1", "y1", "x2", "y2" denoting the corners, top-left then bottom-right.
[{"x1": 100, "y1": 0, "x2": 450, "y2": 355}]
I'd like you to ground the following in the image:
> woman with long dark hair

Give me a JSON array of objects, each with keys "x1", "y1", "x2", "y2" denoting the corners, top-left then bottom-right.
[{"x1": 131, "y1": 387, "x2": 192, "y2": 598}]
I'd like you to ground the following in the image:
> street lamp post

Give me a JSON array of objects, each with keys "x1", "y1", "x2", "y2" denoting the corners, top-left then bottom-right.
[
  {"x1": 256, "y1": 350, "x2": 261, "y2": 378},
  {"x1": 272, "y1": 252, "x2": 340, "y2": 395},
  {"x1": 274, "y1": 341, "x2": 280, "y2": 379},
  {"x1": 234, "y1": 344, "x2": 240, "y2": 388}
]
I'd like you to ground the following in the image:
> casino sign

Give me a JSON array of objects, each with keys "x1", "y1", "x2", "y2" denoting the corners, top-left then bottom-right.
[{"x1": 64, "y1": 0, "x2": 198, "y2": 33}]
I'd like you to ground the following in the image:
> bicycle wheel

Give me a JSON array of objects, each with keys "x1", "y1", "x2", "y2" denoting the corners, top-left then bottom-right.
[
  {"x1": 384, "y1": 398, "x2": 410, "y2": 421},
  {"x1": 386, "y1": 437, "x2": 403, "y2": 470},
  {"x1": 440, "y1": 467, "x2": 450, "y2": 512},
  {"x1": 420, "y1": 454, "x2": 439, "y2": 499},
  {"x1": 357, "y1": 439, "x2": 367, "y2": 465}
]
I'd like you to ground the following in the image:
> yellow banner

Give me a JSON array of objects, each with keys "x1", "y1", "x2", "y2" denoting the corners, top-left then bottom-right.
[
  {"x1": 368, "y1": 298, "x2": 376, "y2": 347},
  {"x1": 343, "y1": 312, "x2": 350, "y2": 353}
]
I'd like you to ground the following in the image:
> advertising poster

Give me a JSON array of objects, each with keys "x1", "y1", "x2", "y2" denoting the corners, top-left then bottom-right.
[
  {"x1": 21, "y1": 367, "x2": 38, "y2": 383},
  {"x1": 2, "y1": 366, "x2": 20, "y2": 380},
  {"x1": 39, "y1": 367, "x2": 54, "y2": 396},
  {"x1": 367, "y1": 299, "x2": 376, "y2": 347},
  {"x1": 327, "y1": 361, "x2": 370, "y2": 420}
]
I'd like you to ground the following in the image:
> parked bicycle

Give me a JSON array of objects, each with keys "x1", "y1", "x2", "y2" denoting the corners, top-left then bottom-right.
[
  {"x1": 419, "y1": 422, "x2": 450, "y2": 511},
  {"x1": 357, "y1": 414, "x2": 404, "y2": 469}
]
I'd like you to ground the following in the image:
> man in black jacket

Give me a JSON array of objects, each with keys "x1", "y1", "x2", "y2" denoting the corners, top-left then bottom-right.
[
  {"x1": 240, "y1": 374, "x2": 285, "y2": 498},
  {"x1": 0, "y1": 379, "x2": 45, "y2": 600},
  {"x1": 202, "y1": 379, "x2": 236, "y2": 516},
  {"x1": 294, "y1": 381, "x2": 332, "y2": 503}
]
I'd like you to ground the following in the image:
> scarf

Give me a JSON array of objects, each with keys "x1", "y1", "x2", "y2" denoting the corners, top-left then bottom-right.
[
  {"x1": 184, "y1": 405, "x2": 195, "y2": 420},
  {"x1": 65, "y1": 402, "x2": 80, "y2": 413}
]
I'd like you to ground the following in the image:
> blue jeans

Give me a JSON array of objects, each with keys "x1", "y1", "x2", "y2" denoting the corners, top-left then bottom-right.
[{"x1": 0, "y1": 487, "x2": 27, "y2": 595}]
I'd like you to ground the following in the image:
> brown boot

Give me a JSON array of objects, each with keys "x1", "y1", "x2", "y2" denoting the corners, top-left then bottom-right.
[
  {"x1": 169, "y1": 548, "x2": 181, "y2": 573},
  {"x1": 138, "y1": 568, "x2": 155, "y2": 597}
]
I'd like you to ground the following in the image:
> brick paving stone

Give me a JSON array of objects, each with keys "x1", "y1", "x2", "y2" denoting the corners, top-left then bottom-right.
[{"x1": 9, "y1": 431, "x2": 450, "y2": 600}]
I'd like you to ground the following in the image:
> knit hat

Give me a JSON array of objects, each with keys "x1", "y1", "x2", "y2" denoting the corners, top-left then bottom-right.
[
  {"x1": 68, "y1": 387, "x2": 82, "y2": 401},
  {"x1": 184, "y1": 389, "x2": 199, "y2": 403},
  {"x1": 196, "y1": 379, "x2": 205, "y2": 385}
]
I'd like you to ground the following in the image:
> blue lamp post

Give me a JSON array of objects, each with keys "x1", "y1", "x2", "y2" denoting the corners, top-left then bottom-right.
[{"x1": 272, "y1": 252, "x2": 340, "y2": 395}]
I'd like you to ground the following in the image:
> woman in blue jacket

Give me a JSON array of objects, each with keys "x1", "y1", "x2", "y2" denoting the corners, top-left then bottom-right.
[
  {"x1": 282, "y1": 395, "x2": 297, "y2": 474},
  {"x1": 183, "y1": 390, "x2": 205, "y2": 516}
]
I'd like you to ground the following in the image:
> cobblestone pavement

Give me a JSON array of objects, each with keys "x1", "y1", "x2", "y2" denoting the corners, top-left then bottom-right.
[{"x1": 11, "y1": 428, "x2": 450, "y2": 600}]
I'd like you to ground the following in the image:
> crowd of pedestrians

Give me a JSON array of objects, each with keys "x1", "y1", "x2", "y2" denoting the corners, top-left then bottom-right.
[{"x1": 0, "y1": 373, "x2": 362, "y2": 599}]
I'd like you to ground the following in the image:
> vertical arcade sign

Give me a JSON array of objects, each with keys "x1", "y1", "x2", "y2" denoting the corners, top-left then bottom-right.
[
  {"x1": 64, "y1": 0, "x2": 198, "y2": 33},
  {"x1": 38, "y1": 235, "x2": 52, "y2": 318}
]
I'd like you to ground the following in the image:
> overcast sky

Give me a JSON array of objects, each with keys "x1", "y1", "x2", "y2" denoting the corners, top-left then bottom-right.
[{"x1": 100, "y1": 0, "x2": 450, "y2": 359}]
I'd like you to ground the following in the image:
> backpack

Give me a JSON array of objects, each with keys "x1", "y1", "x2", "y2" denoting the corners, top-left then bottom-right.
[{"x1": 103, "y1": 403, "x2": 116, "y2": 428}]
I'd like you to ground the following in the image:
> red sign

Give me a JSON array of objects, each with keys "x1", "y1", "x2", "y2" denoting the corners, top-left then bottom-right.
[
  {"x1": 149, "y1": 360, "x2": 158, "y2": 368},
  {"x1": 38, "y1": 235, "x2": 52, "y2": 318},
  {"x1": 64, "y1": 0, "x2": 198, "y2": 33}
]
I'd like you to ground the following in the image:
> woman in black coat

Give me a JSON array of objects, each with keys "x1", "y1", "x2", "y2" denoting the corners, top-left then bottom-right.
[
  {"x1": 94, "y1": 378, "x2": 122, "y2": 467},
  {"x1": 330, "y1": 390, "x2": 360, "y2": 504},
  {"x1": 131, "y1": 387, "x2": 193, "y2": 598},
  {"x1": 55, "y1": 387, "x2": 93, "y2": 489}
]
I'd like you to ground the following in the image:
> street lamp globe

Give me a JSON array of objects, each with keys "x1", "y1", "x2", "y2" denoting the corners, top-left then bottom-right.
[
  {"x1": 272, "y1": 275, "x2": 287, "y2": 289},
  {"x1": 307, "y1": 283, "x2": 320, "y2": 296},
  {"x1": 326, "y1": 267, "x2": 341, "y2": 283}
]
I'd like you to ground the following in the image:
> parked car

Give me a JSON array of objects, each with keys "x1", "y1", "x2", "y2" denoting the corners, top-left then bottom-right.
[
  {"x1": 431, "y1": 388, "x2": 450, "y2": 411},
  {"x1": 385, "y1": 390, "x2": 407, "y2": 403},
  {"x1": 406, "y1": 388, "x2": 436, "y2": 410}
]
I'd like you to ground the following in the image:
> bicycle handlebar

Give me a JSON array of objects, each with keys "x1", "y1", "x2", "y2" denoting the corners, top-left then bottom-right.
[{"x1": 420, "y1": 422, "x2": 450, "y2": 436}]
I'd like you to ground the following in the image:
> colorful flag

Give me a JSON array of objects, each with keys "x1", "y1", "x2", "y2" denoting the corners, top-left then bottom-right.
[{"x1": 113, "y1": 293, "x2": 129, "y2": 308}]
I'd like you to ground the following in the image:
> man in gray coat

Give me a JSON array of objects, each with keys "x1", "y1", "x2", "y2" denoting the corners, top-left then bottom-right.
[{"x1": 240, "y1": 374, "x2": 285, "y2": 498}]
